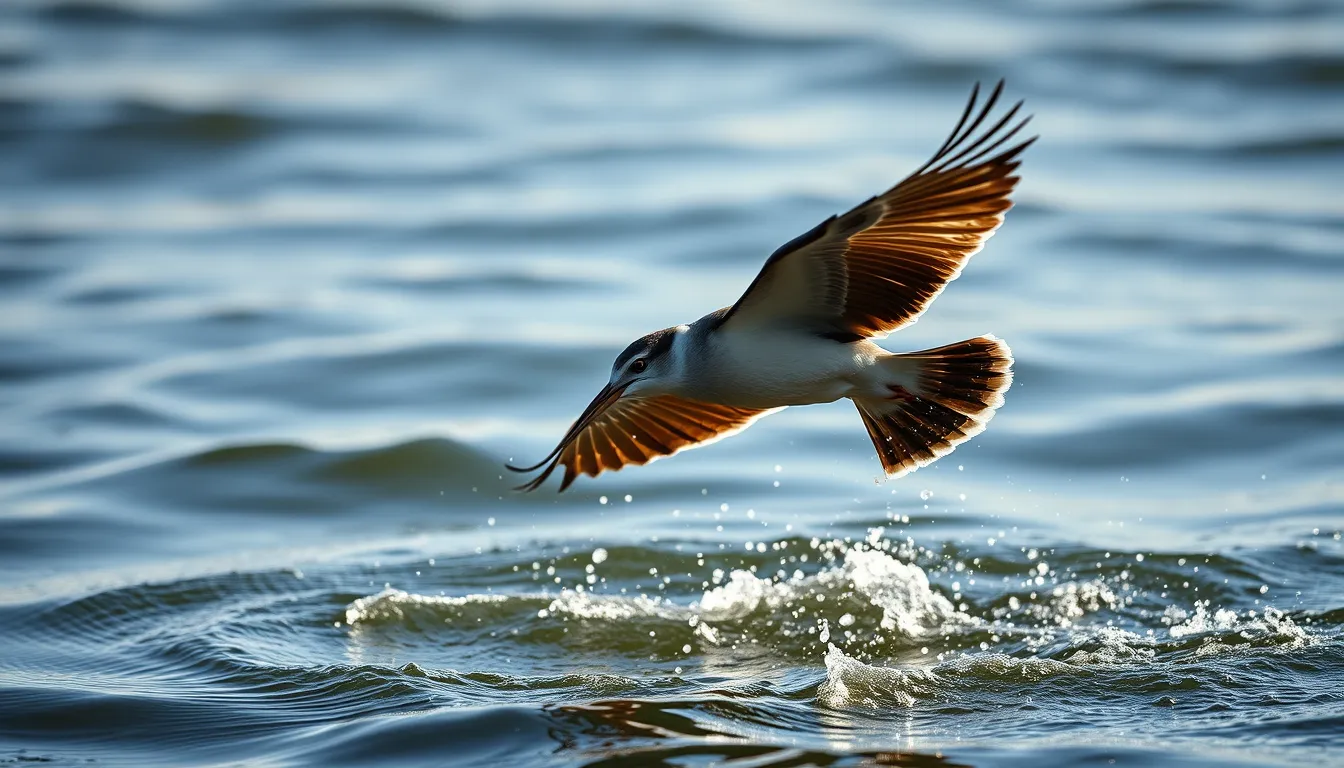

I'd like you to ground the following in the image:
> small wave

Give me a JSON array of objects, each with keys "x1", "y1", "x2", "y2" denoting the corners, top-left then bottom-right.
[
  {"x1": 820, "y1": 643, "x2": 1074, "y2": 708},
  {"x1": 820, "y1": 604, "x2": 1316, "y2": 710},
  {"x1": 696, "y1": 542, "x2": 967, "y2": 640},
  {"x1": 341, "y1": 537, "x2": 969, "y2": 662},
  {"x1": 14, "y1": 435, "x2": 513, "y2": 519},
  {"x1": 172, "y1": 436, "x2": 507, "y2": 498},
  {"x1": 345, "y1": 588, "x2": 533, "y2": 627}
]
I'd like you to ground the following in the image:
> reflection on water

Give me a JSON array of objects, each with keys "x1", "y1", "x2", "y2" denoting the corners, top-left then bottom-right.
[{"x1": 1, "y1": 0, "x2": 1342, "y2": 766}]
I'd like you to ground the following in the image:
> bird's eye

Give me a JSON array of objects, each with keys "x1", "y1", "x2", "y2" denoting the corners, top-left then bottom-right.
[{"x1": 630, "y1": 359, "x2": 647, "y2": 374}]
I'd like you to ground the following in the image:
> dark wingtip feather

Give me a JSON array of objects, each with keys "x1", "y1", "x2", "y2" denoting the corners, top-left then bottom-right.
[
  {"x1": 910, "y1": 81, "x2": 1035, "y2": 182},
  {"x1": 510, "y1": 456, "x2": 563, "y2": 492}
]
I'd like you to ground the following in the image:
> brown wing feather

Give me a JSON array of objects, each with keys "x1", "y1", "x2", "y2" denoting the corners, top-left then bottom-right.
[
  {"x1": 519, "y1": 394, "x2": 775, "y2": 492},
  {"x1": 720, "y1": 80, "x2": 1034, "y2": 340}
]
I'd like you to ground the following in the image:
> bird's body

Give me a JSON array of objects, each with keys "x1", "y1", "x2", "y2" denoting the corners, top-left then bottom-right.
[
  {"x1": 654, "y1": 318, "x2": 888, "y2": 409},
  {"x1": 510, "y1": 82, "x2": 1032, "y2": 492}
]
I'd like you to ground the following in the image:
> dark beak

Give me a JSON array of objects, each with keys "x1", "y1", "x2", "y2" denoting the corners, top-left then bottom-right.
[{"x1": 506, "y1": 381, "x2": 628, "y2": 492}]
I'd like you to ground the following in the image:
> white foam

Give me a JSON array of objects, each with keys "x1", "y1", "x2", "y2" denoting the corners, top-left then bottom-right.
[
  {"x1": 697, "y1": 569, "x2": 787, "y2": 621},
  {"x1": 1167, "y1": 603, "x2": 1239, "y2": 638},
  {"x1": 1189, "y1": 606, "x2": 1311, "y2": 655},
  {"x1": 820, "y1": 643, "x2": 1076, "y2": 709},
  {"x1": 1064, "y1": 627, "x2": 1156, "y2": 665},
  {"x1": 344, "y1": 588, "x2": 510, "y2": 625},
  {"x1": 819, "y1": 643, "x2": 935, "y2": 708},
  {"x1": 999, "y1": 579, "x2": 1122, "y2": 628},
  {"x1": 822, "y1": 546, "x2": 963, "y2": 637},
  {"x1": 544, "y1": 589, "x2": 680, "y2": 622},
  {"x1": 692, "y1": 541, "x2": 968, "y2": 646},
  {"x1": 345, "y1": 586, "x2": 685, "y2": 627}
]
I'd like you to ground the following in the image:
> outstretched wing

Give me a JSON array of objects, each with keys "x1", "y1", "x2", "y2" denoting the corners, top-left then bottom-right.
[
  {"x1": 718, "y1": 80, "x2": 1035, "y2": 341},
  {"x1": 512, "y1": 395, "x2": 776, "y2": 492}
]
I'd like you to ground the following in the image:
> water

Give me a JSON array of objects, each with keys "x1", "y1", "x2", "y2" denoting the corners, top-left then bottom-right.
[{"x1": 2, "y1": 0, "x2": 1342, "y2": 765}]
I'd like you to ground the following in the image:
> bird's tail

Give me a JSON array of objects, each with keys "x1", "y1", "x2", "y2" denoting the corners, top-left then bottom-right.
[{"x1": 851, "y1": 335, "x2": 1013, "y2": 478}]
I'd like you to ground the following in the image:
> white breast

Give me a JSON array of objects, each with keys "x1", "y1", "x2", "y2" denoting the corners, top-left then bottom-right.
[{"x1": 684, "y1": 326, "x2": 882, "y2": 409}]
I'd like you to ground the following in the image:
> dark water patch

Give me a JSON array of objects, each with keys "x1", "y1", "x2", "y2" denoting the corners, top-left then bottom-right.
[
  {"x1": 0, "y1": 47, "x2": 34, "y2": 70},
  {"x1": 60, "y1": 282, "x2": 166, "y2": 306},
  {"x1": 1060, "y1": 229, "x2": 1343, "y2": 271},
  {"x1": 1123, "y1": 132, "x2": 1344, "y2": 159},
  {"x1": 517, "y1": 139, "x2": 776, "y2": 180},
  {"x1": 271, "y1": 3, "x2": 462, "y2": 33},
  {"x1": 0, "y1": 445, "x2": 113, "y2": 476},
  {"x1": 364, "y1": 270, "x2": 611, "y2": 295},
  {"x1": 1, "y1": 101, "x2": 422, "y2": 186},
  {"x1": 31, "y1": 2, "x2": 851, "y2": 54},
  {"x1": 806, "y1": 55, "x2": 1004, "y2": 94},
  {"x1": 1049, "y1": 47, "x2": 1344, "y2": 92},
  {"x1": 1002, "y1": 399, "x2": 1344, "y2": 471},
  {"x1": 87, "y1": 101, "x2": 279, "y2": 146},
  {"x1": 282, "y1": 161, "x2": 506, "y2": 190},
  {"x1": 416, "y1": 204, "x2": 747, "y2": 246},
  {"x1": 1062, "y1": 0, "x2": 1334, "y2": 19},
  {"x1": 272, "y1": 10, "x2": 849, "y2": 53},
  {"x1": 35, "y1": 0, "x2": 147, "y2": 25},
  {"x1": 2, "y1": 96, "x2": 414, "y2": 146},
  {"x1": 0, "y1": 338, "x2": 127, "y2": 383},
  {"x1": 0, "y1": 262, "x2": 60, "y2": 290}
]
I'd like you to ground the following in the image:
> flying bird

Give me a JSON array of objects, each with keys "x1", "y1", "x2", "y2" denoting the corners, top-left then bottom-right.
[{"x1": 509, "y1": 81, "x2": 1032, "y2": 492}]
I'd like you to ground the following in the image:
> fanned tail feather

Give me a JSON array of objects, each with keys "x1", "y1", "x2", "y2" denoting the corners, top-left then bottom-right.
[{"x1": 853, "y1": 335, "x2": 1013, "y2": 478}]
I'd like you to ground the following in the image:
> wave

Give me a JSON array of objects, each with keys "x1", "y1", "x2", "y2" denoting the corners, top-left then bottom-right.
[
  {"x1": 0, "y1": 435, "x2": 515, "y2": 519},
  {"x1": 819, "y1": 602, "x2": 1314, "y2": 710},
  {"x1": 2, "y1": 526, "x2": 1338, "y2": 764}
]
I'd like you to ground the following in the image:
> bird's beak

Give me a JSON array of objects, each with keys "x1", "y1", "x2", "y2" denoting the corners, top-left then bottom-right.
[{"x1": 505, "y1": 381, "x2": 629, "y2": 489}]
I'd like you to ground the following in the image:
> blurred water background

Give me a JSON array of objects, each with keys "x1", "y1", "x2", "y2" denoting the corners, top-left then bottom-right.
[{"x1": 2, "y1": 0, "x2": 1343, "y2": 766}]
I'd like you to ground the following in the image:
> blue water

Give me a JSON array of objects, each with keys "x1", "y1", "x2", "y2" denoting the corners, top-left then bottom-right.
[{"x1": 1, "y1": 1, "x2": 1342, "y2": 766}]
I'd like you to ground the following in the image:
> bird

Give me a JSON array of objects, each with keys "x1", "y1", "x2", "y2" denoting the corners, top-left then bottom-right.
[{"x1": 508, "y1": 81, "x2": 1033, "y2": 492}]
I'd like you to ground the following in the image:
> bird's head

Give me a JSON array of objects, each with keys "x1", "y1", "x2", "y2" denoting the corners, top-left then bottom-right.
[
  {"x1": 504, "y1": 325, "x2": 686, "y2": 489},
  {"x1": 606, "y1": 325, "x2": 682, "y2": 396}
]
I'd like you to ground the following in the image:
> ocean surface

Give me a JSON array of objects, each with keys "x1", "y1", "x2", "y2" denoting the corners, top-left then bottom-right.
[{"x1": 2, "y1": 1, "x2": 1342, "y2": 766}]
